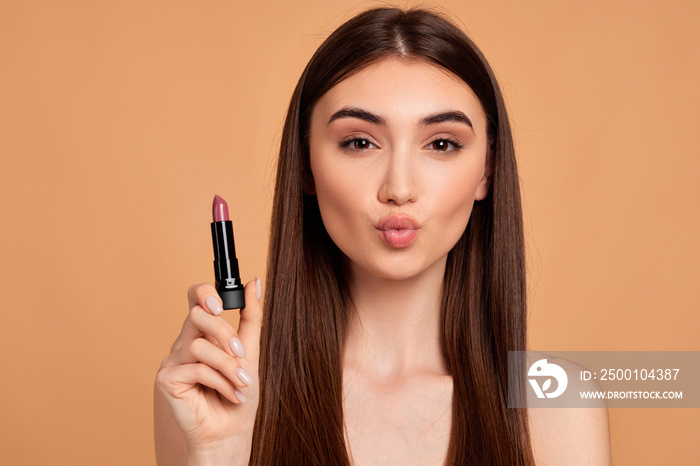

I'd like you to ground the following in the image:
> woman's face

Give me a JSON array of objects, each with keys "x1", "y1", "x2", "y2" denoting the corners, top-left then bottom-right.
[{"x1": 308, "y1": 57, "x2": 491, "y2": 281}]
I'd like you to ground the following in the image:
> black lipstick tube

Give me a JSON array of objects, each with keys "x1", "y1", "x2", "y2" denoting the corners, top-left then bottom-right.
[{"x1": 211, "y1": 220, "x2": 245, "y2": 310}]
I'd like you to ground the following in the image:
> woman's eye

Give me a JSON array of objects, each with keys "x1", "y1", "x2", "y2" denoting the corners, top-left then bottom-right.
[
  {"x1": 341, "y1": 138, "x2": 376, "y2": 150},
  {"x1": 427, "y1": 138, "x2": 463, "y2": 152}
]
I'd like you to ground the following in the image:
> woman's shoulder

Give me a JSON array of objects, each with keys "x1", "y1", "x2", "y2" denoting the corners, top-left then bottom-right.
[{"x1": 525, "y1": 351, "x2": 612, "y2": 465}]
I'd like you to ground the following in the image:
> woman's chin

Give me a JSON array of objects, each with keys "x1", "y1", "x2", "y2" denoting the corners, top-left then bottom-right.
[{"x1": 349, "y1": 255, "x2": 448, "y2": 284}]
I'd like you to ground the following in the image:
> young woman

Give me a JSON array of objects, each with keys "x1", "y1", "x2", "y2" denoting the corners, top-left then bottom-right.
[{"x1": 155, "y1": 7, "x2": 611, "y2": 465}]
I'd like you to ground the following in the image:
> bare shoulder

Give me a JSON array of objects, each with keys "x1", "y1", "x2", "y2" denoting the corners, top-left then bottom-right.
[{"x1": 526, "y1": 352, "x2": 612, "y2": 465}]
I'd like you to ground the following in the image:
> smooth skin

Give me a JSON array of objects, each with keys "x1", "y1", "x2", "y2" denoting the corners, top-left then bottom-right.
[
  {"x1": 154, "y1": 278, "x2": 262, "y2": 466},
  {"x1": 154, "y1": 58, "x2": 612, "y2": 465},
  {"x1": 308, "y1": 58, "x2": 489, "y2": 465}
]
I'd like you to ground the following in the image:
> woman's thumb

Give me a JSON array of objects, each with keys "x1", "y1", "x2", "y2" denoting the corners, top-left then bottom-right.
[{"x1": 237, "y1": 277, "x2": 263, "y2": 359}]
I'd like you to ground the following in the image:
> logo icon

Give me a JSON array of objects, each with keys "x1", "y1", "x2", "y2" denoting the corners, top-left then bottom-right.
[
  {"x1": 528, "y1": 359, "x2": 568, "y2": 399},
  {"x1": 225, "y1": 278, "x2": 238, "y2": 287}
]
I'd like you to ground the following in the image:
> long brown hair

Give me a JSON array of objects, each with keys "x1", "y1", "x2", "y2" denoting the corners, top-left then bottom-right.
[{"x1": 252, "y1": 7, "x2": 534, "y2": 465}]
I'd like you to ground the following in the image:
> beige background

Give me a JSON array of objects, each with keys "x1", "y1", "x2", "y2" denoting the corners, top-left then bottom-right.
[{"x1": 1, "y1": 1, "x2": 698, "y2": 464}]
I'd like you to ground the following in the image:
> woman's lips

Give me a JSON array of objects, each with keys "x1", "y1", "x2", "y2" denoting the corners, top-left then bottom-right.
[{"x1": 377, "y1": 214, "x2": 420, "y2": 248}]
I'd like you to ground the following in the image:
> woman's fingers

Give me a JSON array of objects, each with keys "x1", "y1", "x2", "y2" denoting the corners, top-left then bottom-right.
[
  {"x1": 237, "y1": 278, "x2": 263, "y2": 361},
  {"x1": 173, "y1": 279, "x2": 261, "y2": 367},
  {"x1": 171, "y1": 304, "x2": 239, "y2": 357},
  {"x1": 165, "y1": 337, "x2": 255, "y2": 389},
  {"x1": 154, "y1": 280, "x2": 260, "y2": 458},
  {"x1": 157, "y1": 362, "x2": 243, "y2": 405},
  {"x1": 188, "y1": 282, "x2": 223, "y2": 315},
  {"x1": 170, "y1": 283, "x2": 225, "y2": 352}
]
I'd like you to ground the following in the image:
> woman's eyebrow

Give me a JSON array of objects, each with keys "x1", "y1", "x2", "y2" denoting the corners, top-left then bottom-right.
[
  {"x1": 420, "y1": 111, "x2": 473, "y2": 129},
  {"x1": 328, "y1": 106, "x2": 386, "y2": 126},
  {"x1": 327, "y1": 107, "x2": 473, "y2": 130}
]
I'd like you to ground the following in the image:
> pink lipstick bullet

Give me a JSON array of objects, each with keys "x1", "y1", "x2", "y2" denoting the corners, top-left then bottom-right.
[{"x1": 211, "y1": 195, "x2": 245, "y2": 310}]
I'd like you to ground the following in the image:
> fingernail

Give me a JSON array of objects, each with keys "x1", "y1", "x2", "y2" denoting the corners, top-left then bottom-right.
[
  {"x1": 234, "y1": 389, "x2": 247, "y2": 404},
  {"x1": 256, "y1": 277, "x2": 262, "y2": 301},
  {"x1": 206, "y1": 295, "x2": 223, "y2": 315},
  {"x1": 229, "y1": 337, "x2": 247, "y2": 358},
  {"x1": 236, "y1": 368, "x2": 254, "y2": 386}
]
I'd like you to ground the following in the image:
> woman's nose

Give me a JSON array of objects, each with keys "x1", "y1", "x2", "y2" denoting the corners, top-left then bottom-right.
[{"x1": 377, "y1": 150, "x2": 417, "y2": 206}]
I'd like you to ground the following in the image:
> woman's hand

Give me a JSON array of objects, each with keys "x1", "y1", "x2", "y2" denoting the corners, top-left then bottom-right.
[{"x1": 154, "y1": 278, "x2": 262, "y2": 465}]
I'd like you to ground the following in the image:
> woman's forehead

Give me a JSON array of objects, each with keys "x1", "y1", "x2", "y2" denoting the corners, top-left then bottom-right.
[{"x1": 311, "y1": 57, "x2": 486, "y2": 130}]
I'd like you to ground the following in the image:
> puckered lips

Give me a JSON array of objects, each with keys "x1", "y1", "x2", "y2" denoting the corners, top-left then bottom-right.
[{"x1": 377, "y1": 214, "x2": 420, "y2": 248}]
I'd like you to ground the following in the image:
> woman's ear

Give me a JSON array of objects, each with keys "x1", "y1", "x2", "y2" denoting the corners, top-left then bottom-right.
[
  {"x1": 302, "y1": 170, "x2": 316, "y2": 195},
  {"x1": 475, "y1": 152, "x2": 493, "y2": 201}
]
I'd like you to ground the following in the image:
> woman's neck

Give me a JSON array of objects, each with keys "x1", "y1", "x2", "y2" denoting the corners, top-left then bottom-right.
[{"x1": 343, "y1": 256, "x2": 449, "y2": 382}]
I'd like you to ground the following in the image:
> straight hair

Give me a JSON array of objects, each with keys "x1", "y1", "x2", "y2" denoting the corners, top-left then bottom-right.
[{"x1": 252, "y1": 7, "x2": 534, "y2": 465}]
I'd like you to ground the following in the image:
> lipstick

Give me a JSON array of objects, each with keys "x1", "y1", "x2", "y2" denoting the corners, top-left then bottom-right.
[{"x1": 211, "y1": 195, "x2": 245, "y2": 310}]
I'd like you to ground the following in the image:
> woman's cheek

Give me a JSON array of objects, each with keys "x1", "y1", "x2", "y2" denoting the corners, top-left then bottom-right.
[
  {"x1": 434, "y1": 168, "x2": 481, "y2": 242},
  {"x1": 314, "y1": 170, "x2": 363, "y2": 248}
]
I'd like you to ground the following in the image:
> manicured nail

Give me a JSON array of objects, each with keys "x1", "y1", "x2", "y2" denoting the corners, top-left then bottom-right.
[
  {"x1": 236, "y1": 368, "x2": 254, "y2": 386},
  {"x1": 256, "y1": 277, "x2": 262, "y2": 301},
  {"x1": 234, "y1": 389, "x2": 247, "y2": 404},
  {"x1": 229, "y1": 337, "x2": 247, "y2": 358},
  {"x1": 205, "y1": 295, "x2": 223, "y2": 315}
]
